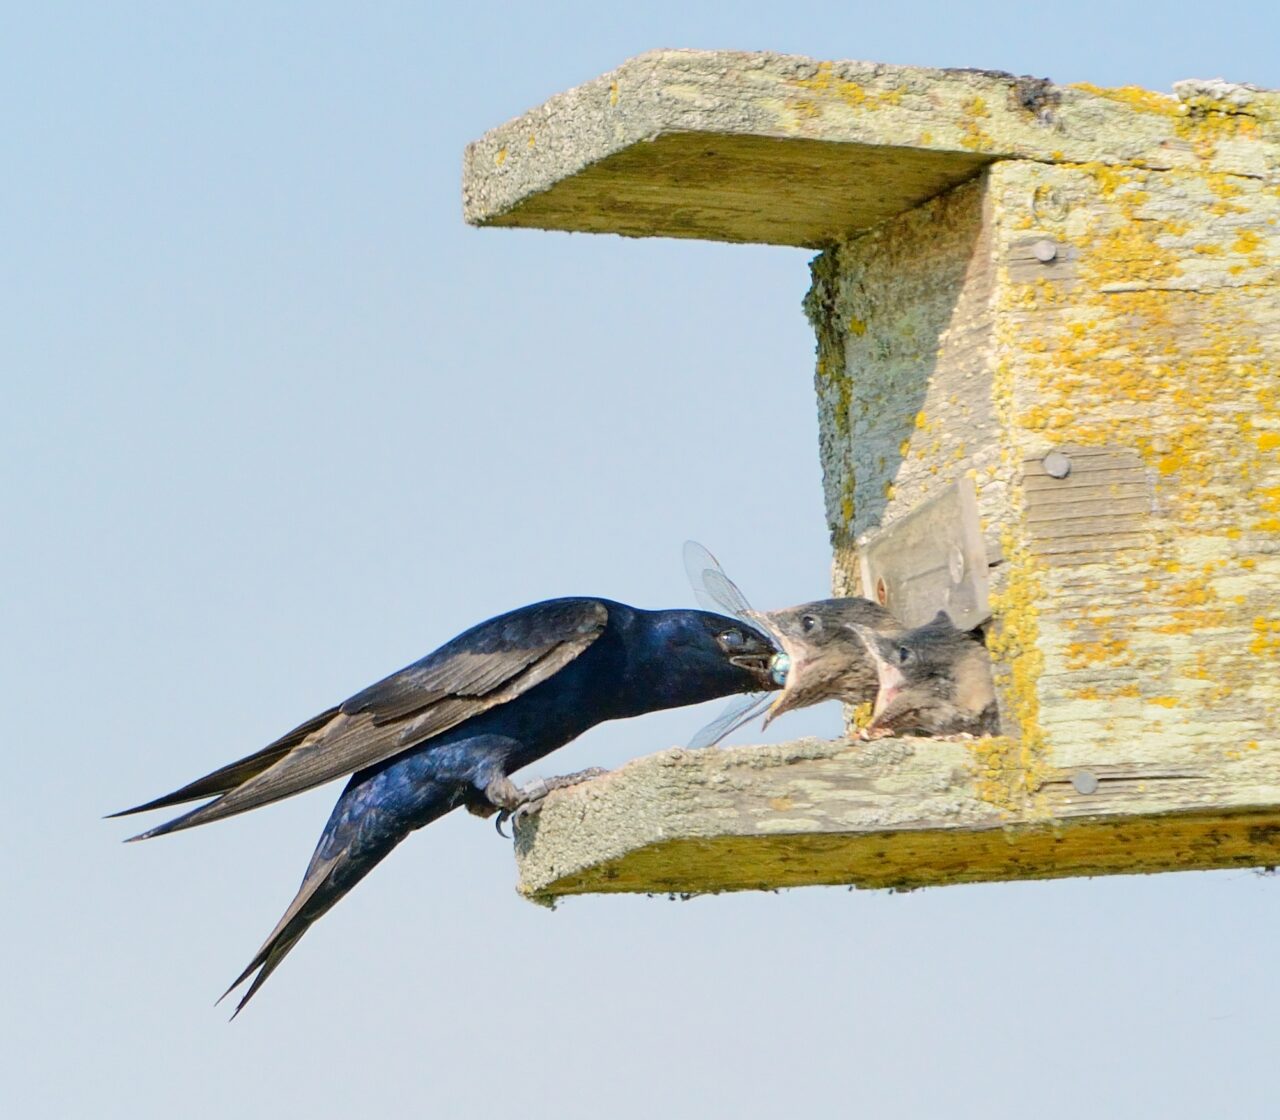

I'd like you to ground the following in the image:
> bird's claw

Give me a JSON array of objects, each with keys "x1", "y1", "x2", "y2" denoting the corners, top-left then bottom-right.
[
  {"x1": 494, "y1": 778, "x2": 548, "y2": 838},
  {"x1": 494, "y1": 768, "x2": 610, "y2": 838}
]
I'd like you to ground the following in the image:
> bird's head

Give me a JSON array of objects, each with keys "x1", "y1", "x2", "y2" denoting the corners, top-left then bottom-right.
[
  {"x1": 651, "y1": 609, "x2": 781, "y2": 697},
  {"x1": 760, "y1": 598, "x2": 897, "y2": 724},
  {"x1": 849, "y1": 612, "x2": 985, "y2": 731}
]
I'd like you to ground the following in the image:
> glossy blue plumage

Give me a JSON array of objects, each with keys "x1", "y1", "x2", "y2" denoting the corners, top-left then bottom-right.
[{"x1": 118, "y1": 597, "x2": 778, "y2": 1014}]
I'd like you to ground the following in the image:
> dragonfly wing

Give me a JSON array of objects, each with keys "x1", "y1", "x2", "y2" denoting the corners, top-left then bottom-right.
[
  {"x1": 687, "y1": 691, "x2": 774, "y2": 749},
  {"x1": 682, "y1": 540, "x2": 756, "y2": 620}
]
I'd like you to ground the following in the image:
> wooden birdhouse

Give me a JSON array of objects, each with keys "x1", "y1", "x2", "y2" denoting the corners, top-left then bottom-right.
[{"x1": 463, "y1": 51, "x2": 1280, "y2": 900}]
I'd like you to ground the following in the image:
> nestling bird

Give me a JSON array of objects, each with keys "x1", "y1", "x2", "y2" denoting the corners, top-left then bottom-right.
[
  {"x1": 112, "y1": 598, "x2": 779, "y2": 1014},
  {"x1": 852, "y1": 611, "x2": 999, "y2": 737},
  {"x1": 682, "y1": 541, "x2": 898, "y2": 743},
  {"x1": 760, "y1": 598, "x2": 901, "y2": 726}
]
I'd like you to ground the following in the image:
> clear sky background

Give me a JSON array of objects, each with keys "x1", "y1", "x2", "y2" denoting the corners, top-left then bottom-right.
[{"x1": 6, "y1": 3, "x2": 1279, "y2": 1117}]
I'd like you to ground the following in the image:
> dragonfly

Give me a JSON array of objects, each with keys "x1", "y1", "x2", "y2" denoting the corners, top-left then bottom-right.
[{"x1": 682, "y1": 541, "x2": 792, "y2": 748}]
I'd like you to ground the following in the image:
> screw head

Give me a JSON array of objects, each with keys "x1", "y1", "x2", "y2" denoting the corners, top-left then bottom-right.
[
  {"x1": 875, "y1": 577, "x2": 888, "y2": 606},
  {"x1": 1043, "y1": 449, "x2": 1072, "y2": 479},
  {"x1": 1072, "y1": 770, "x2": 1100, "y2": 795},
  {"x1": 1032, "y1": 239, "x2": 1058, "y2": 263}
]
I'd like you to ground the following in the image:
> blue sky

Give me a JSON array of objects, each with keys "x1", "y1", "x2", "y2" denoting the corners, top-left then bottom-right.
[{"x1": 6, "y1": 3, "x2": 1279, "y2": 1117}]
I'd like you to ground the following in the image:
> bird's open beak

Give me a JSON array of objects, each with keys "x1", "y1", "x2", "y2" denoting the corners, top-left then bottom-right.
[
  {"x1": 849, "y1": 624, "x2": 906, "y2": 730},
  {"x1": 728, "y1": 625, "x2": 783, "y2": 688},
  {"x1": 761, "y1": 633, "x2": 810, "y2": 724},
  {"x1": 869, "y1": 662, "x2": 906, "y2": 726},
  {"x1": 761, "y1": 696, "x2": 788, "y2": 727}
]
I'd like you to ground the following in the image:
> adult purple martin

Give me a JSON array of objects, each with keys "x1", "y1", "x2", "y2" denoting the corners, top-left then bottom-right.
[{"x1": 113, "y1": 598, "x2": 779, "y2": 1015}]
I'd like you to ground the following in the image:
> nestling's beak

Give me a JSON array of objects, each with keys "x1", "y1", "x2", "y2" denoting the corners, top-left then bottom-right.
[
  {"x1": 848, "y1": 624, "x2": 906, "y2": 729},
  {"x1": 762, "y1": 660, "x2": 804, "y2": 725},
  {"x1": 869, "y1": 663, "x2": 907, "y2": 727}
]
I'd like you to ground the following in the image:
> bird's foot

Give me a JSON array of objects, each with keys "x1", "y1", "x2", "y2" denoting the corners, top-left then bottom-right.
[
  {"x1": 857, "y1": 726, "x2": 896, "y2": 741},
  {"x1": 494, "y1": 767, "x2": 610, "y2": 837}
]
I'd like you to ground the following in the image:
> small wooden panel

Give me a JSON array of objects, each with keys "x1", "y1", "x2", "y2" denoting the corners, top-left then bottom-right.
[
  {"x1": 857, "y1": 477, "x2": 991, "y2": 628},
  {"x1": 1022, "y1": 446, "x2": 1157, "y2": 566}
]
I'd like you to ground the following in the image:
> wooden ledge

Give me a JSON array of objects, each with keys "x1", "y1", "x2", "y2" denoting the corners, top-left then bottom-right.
[
  {"x1": 512, "y1": 737, "x2": 1280, "y2": 901},
  {"x1": 463, "y1": 50, "x2": 1278, "y2": 247}
]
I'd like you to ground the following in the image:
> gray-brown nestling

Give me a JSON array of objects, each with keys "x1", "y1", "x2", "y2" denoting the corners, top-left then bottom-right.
[
  {"x1": 851, "y1": 611, "x2": 999, "y2": 737},
  {"x1": 682, "y1": 541, "x2": 997, "y2": 744},
  {"x1": 761, "y1": 598, "x2": 900, "y2": 725}
]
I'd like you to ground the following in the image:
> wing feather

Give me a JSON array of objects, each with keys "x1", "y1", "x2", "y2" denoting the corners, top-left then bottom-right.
[
  {"x1": 121, "y1": 599, "x2": 609, "y2": 839},
  {"x1": 107, "y1": 706, "x2": 342, "y2": 817},
  {"x1": 341, "y1": 599, "x2": 606, "y2": 722}
]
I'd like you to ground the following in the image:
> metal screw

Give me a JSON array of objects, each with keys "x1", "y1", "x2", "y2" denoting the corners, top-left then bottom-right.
[
  {"x1": 1043, "y1": 449, "x2": 1072, "y2": 479},
  {"x1": 875, "y1": 577, "x2": 888, "y2": 606},
  {"x1": 1032, "y1": 239, "x2": 1058, "y2": 263},
  {"x1": 1072, "y1": 770, "x2": 1100, "y2": 795}
]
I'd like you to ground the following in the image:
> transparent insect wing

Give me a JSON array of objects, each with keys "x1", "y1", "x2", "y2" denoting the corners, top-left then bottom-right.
[
  {"x1": 682, "y1": 540, "x2": 756, "y2": 621},
  {"x1": 688, "y1": 692, "x2": 774, "y2": 750},
  {"x1": 682, "y1": 541, "x2": 782, "y2": 749}
]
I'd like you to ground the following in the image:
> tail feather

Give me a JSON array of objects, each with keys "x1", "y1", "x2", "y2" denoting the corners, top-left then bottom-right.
[
  {"x1": 219, "y1": 771, "x2": 460, "y2": 1016},
  {"x1": 108, "y1": 706, "x2": 342, "y2": 819},
  {"x1": 219, "y1": 848, "x2": 349, "y2": 1018}
]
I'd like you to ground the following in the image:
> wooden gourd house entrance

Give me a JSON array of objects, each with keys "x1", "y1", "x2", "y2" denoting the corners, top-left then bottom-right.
[{"x1": 462, "y1": 50, "x2": 1280, "y2": 902}]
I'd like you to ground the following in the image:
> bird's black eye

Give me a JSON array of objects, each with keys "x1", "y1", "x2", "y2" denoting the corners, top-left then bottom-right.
[
  {"x1": 801, "y1": 615, "x2": 818, "y2": 633},
  {"x1": 720, "y1": 629, "x2": 745, "y2": 649},
  {"x1": 896, "y1": 646, "x2": 913, "y2": 664}
]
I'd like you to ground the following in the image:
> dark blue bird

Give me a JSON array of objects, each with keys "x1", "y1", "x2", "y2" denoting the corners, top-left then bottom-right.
[{"x1": 112, "y1": 598, "x2": 779, "y2": 1014}]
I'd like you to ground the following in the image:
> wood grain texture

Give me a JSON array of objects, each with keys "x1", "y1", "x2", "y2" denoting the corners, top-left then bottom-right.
[
  {"x1": 513, "y1": 739, "x2": 1280, "y2": 899},
  {"x1": 464, "y1": 51, "x2": 1280, "y2": 246},
  {"x1": 813, "y1": 126, "x2": 1280, "y2": 818}
]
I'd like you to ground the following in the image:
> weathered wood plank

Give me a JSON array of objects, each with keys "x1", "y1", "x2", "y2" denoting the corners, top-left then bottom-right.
[
  {"x1": 513, "y1": 738, "x2": 1280, "y2": 899},
  {"x1": 464, "y1": 52, "x2": 1280, "y2": 246}
]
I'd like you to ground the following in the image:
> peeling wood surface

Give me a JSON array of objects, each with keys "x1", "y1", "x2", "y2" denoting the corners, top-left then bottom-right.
[
  {"x1": 464, "y1": 50, "x2": 1280, "y2": 246},
  {"x1": 514, "y1": 739, "x2": 1280, "y2": 899},
  {"x1": 809, "y1": 176, "x2": 1001, "y2": 583}
]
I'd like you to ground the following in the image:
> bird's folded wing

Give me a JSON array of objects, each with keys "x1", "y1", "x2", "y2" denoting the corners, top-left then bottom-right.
[
  {"x1": 106, "y1": 706, "x2": 342, "y2": 817},
  {"x1": 339, "y1": 598, "x2": 607, "y2": 721},
  {"x1": 118, "y1": 599, "x2": 609, "y2": 838}
]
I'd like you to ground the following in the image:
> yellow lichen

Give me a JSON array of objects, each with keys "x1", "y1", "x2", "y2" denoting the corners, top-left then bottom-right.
[
  {"x1": 959, "y1": 95, "x2": 994, "y2": 151},
  {"x1": 788, "y1": 62, "x2": 904, "y2": 117},
  {"x1": 1072, "y1": 82, "x2": 1181, "y2": 117}
]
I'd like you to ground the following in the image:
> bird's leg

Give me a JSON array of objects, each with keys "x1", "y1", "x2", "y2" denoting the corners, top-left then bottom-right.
[
  {"x1": 489, "y1": 768, "x2": 610, "y2": 837},
  {"x1": 462, "y1": 775, "x2": 514, "y2": 819}
]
